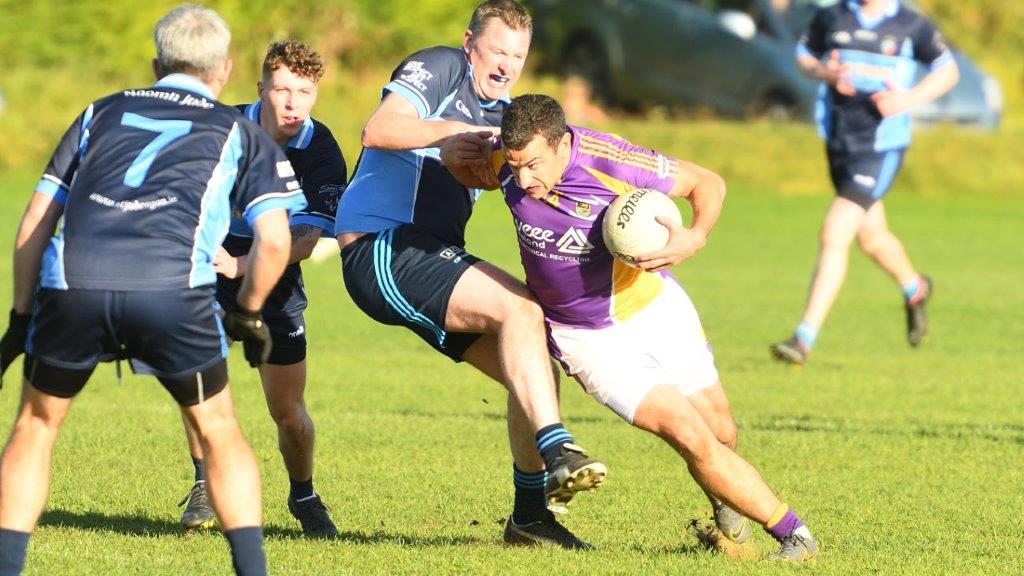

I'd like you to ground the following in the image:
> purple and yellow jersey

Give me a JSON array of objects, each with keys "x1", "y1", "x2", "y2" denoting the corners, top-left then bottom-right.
[{"x1": 495, "y1": 125, "x2": 679, "y2": 329}]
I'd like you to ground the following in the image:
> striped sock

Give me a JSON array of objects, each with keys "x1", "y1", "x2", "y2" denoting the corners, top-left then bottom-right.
[
  {"x1": 535, "y1": 423, "x2": 574, "y2": 472},
  {"x1": 289, "y1": 477, "x2": 315, "y2": 502},
  {"x1": 764, "y1": 503, "x2": 809, "y2": 542},
  {"x1": 511, "y1": 466, "x2": 547, "y2": 525}
]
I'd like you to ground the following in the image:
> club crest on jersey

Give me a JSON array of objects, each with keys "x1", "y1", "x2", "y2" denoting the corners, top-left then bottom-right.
[
  {"x1": 574, "y1": 202, "x2": 591, "y2": 217},
  {"x1": 399, "y1": 61, "x2": 433, "y2": 92},
  {"x1": 881, "y1": 36, "x2": 899, "y2": 56}
]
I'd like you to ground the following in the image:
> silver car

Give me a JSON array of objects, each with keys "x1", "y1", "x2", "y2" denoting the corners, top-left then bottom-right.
[{"x1": 527, "y1": 0, "x2": 1002, "y2": 128}]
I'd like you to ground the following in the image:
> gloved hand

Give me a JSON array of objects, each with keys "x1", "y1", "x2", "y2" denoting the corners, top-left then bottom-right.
[
  {"x1": 0, "y1": 309, "x2": 32, "y2": 385},
  {"x1": 222, "y1": 307, "x2": 271, "y2": 368}
]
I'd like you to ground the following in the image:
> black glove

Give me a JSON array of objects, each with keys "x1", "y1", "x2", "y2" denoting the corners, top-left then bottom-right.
[
  {"x1": 1, "y1": 309, "x2": 32, "y2": 384},
  {"x1": 222, "y1": 307, "x2": 271, "y2": 368}
]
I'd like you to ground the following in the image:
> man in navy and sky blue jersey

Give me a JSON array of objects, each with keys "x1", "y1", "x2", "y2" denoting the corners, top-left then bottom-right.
[
  {"x1": 177, "y1": 40, "x2": 347, "y2": 539},
  {"x1": 335, "y1": 0, "x2": 607, "y2": 549},
  {"x1": 0, "y1": 5, "x2": 304, "y2": 576},
  {"x1": 771, "y1": 0, "x2": 959, "y2": 365}
]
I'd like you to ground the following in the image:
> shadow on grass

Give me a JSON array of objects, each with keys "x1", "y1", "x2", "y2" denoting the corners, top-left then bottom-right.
[
  {"x1": 40, "y1": 509, "x2": 184, "y2": 536},
  {"x1": 267, "y1": 525, "x2": 486, "y2": 547},
  {"x1": 40, "y1": 509, "x2": 488, "y2": 548}
]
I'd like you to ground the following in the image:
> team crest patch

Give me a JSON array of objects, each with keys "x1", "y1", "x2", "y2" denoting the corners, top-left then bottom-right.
[
  {"x1": 575, "y1": 202, "x2": 591, "y2": 217},
  {"x1": 881, "y1": 36, "x2": 899, "y2": 56}
]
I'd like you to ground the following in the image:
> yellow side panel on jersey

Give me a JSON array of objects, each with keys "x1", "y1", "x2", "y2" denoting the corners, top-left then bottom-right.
[
  {"x1": 582, "y1": 166, "x2": 636, "y2": 197},
  {"x1": 610, "y1": 259, "x2": 664, "y2": 323}
]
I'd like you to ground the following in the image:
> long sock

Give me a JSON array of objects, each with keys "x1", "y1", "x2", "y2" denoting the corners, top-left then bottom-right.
[
  {"x1": 511, "y1": 466, "x2": 547, "y2": 525},
  {"x1": 192, "y1": 456, "x2": 204, "y2": 483},
  {"x1": 901, "y1": 276, "x2": 922, "y2": 301},
  {"x1": 535, "y1": 423, "x2": 574, "y2": 471},
  {"x1": 225, "y1": 527, "x2": 266, "y2": 576},
  {"x1": 795, "y1": 321, "x2": 818, "y2": 349},
  {"x1": 764, "y1": 503, "x2": 812, "y2": 542},
  {"x1": 289, "y1": 477, "x2": 315, "y2": 502},
  {"x1": 0, "y1": 529, "x2": 31, "y2": 576}
]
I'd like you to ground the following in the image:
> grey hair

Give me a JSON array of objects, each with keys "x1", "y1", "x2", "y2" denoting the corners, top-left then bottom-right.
[{"x1": 153, "y1": 4, "x2": 231, "y2": 80}]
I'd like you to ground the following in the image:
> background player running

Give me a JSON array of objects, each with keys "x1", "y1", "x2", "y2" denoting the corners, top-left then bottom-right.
[
  {"x1": 177, "y1": 39, "x2": 347, "y2": 539},
  {"x1": 770, "y1": 0, "x2": 958, "y2": 365}
]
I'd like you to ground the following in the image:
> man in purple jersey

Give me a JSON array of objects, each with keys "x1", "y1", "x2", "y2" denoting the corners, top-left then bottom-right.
[{"x1": 443, "y1": 94, "x2": 819, "y2": 561}]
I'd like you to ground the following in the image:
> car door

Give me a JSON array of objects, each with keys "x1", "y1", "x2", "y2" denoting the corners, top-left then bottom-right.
[{"x1": 611, "y1": 0, "x2": 724, "y2": 105}]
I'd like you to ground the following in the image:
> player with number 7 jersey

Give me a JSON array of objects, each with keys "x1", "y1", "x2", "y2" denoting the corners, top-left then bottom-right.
[{"x1": 36, "y1": 75, "x2": 306, "y2": 291}]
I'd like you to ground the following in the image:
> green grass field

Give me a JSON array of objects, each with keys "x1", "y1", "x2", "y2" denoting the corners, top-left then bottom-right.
[{"x1": 0, "y1": 162, "x2": 1021, "y2": 574}]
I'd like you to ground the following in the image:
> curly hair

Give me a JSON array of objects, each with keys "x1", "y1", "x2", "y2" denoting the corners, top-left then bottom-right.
[
  {"x1": 501, "y1": 94, "x2": 566, "y2": 151},
  {"x1": 262, "y1": 40, "x2": 324, "y2": 83}
]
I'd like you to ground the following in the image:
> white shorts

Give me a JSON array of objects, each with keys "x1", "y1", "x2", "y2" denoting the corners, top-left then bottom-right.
[{"x1": 550, "y1": 280, "x2": 719, "y2": 424}]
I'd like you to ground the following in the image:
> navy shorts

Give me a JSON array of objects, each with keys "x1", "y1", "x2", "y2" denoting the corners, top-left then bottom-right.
[
  {"x1": 217, "y1": 291, "x2": 307, "y2": 366},
  {"x1": 25, "y1": 288, "x2": 229, "y2": 406},
  {"x1": 341, "y1": 225, "x2": 483, "y2": 362},
  {"x1": 827, "y1": 148, "x2": 905, "y2": 209}
]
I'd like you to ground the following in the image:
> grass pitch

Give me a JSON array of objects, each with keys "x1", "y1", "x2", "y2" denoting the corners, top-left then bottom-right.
[{"x1": 0, "y1": 168, "x2": 1021, "y2": 575}]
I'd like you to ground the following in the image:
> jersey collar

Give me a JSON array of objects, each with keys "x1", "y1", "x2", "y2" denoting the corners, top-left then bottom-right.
[
  {"x1": 466, "y1": 62, "x2": 513, "y2": 109},
  {"x1": 846, "y1": 0, "x2": 900, "y2": 28},
  {"x1": 154, "y1": 73, "x2": 215, "y2": 100},
  {"x1": 242, "y1": 100, "x2": 315, "y2": 150}
]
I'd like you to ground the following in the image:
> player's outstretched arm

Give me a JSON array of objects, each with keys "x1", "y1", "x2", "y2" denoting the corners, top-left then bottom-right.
[
  {"x1": 213, "y1": 224, "x2": 321, "y2": 280},
  {"x1": 2, "y1": 193, "x2": 63, "y2": 379},
  {"x1": 362, "y1": 93, "x2": 491, "y2": 152},
  {"x1": 634, "y1": 160, "x2": 725, "y2": 273},
  {"x1": 441, "y1": 131, "x2": 500, "y2": 190}
]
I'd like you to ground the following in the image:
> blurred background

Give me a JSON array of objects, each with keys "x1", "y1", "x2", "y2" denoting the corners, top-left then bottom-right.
[{"x1": 0, "y1": 0, "x2": 1020, "y2": 199}]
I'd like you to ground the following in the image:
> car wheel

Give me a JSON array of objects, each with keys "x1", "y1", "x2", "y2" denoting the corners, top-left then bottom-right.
[
  {"x1": 751, "y1": 90, "x2": 798, "y2": 122},
  {"x1": 562, "y1": 37, "x2": 613, "y2": 105}
]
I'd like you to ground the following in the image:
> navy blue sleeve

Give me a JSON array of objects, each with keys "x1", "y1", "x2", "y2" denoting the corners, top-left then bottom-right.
[
  {"x1": 383, "y1": 47, "x2": 464, "y2": 118},
  {"x1": 292, "y1": 126, "x2": 347, "y2": 234},
  {"x1": 37, "y1": 104, "x2": 95, "y2": 206},
  {"x1": 232, "y1": 121, "x2": 307, "y2": 227},
  {"x1": 910, "y1": 17, "x2": 953, "y2": 69},
  {"x1": 797, "y1": 8, "x2": 830, "y2": 59}
]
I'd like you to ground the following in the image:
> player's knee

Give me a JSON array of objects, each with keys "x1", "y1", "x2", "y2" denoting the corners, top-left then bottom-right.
[
  {"x1": 14, "y1": 410, "x2": 63, "y2": 437},
  {"x1": 506, "y1": 293, "x2": 545, "y2": 328},
  {"x1": 670, "y1": 421, "x2": 717, "y2": 463},
  {"x1": 271, "y1": 405, "x2": 312, "y2": 437}
]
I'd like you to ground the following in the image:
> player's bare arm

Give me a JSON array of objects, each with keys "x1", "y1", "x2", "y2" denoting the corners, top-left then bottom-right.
[
  {"x1": 440, "y1": 131, "x2": 500, "y2": 190},
  {"x1": 362, "y1": 92, "x2": 493, "y2": 151},
  {"x1": 236, "y1": 209, "x2": 291, "y2": 312},
  {"x1": 213, "y1": 224, "x2": 321, "y2": 279},
  {"x1": 871, "y1": 61, "x2": 959, "y2": 117},
  {"x1": 12, "y1": 193, "x2": 64, "y2": 313},
  {"x1": 635, "y1": 159, "x2": 725, "y2": 272},
  {"x1": 797, "y1": 50, "x2": 855, "y2": 96}
]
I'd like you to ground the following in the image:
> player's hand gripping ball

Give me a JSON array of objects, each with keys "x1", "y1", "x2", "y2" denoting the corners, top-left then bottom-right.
[{"x1": 601, "y1": 189, "x2": 682, "y2": 267}]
